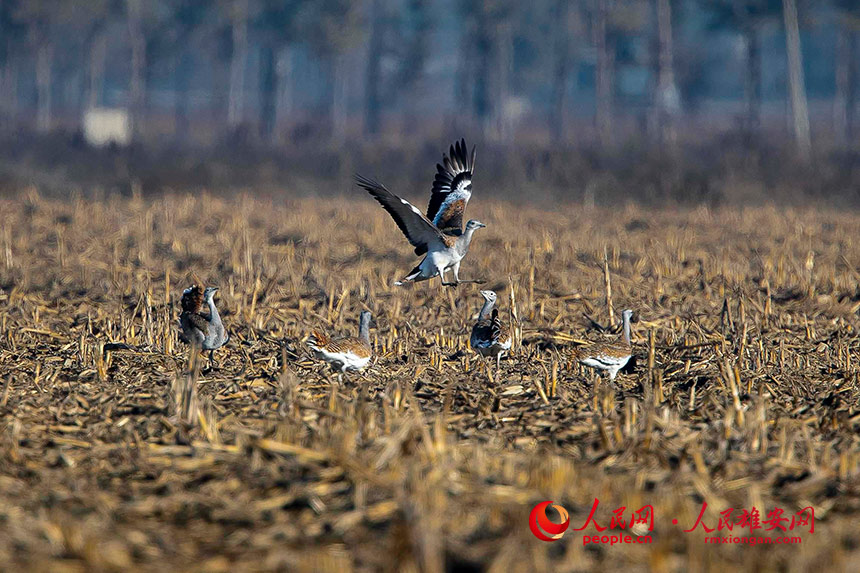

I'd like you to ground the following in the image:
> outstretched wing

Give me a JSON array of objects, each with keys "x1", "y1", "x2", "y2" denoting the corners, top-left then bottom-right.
[
  {"x1": 426, "y1": 138, "x2": 475, "y2": 234},
  {"x1": 355, "y1": 174, "x2": 448, "y2": 255}
]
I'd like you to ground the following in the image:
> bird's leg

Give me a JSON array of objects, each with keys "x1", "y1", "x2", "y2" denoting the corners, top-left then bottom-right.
[
  {"x1": 446, "y1": 265, "x2": 461, "y2": 288},
  {"x1": 208, "y1": 349, "x2": 216, "y2": 370},
  {"x1": 495, "y1": 352, "x2": 502, "y2": 384},
  {"x1": 328, "y1": 373, "x2": 340, "y2": 411},
  {"x1": 609, "y1": 368, "x2": 620, "y2": 394},
  {"x1": 440, "y1": 266, "x2": 458, "y2": 287},
  {"x1": 453, "y1": 262, "x2": 484, "y2": 284}
]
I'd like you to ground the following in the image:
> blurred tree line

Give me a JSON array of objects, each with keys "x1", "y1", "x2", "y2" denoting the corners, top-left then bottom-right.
[{"x1": 0, "y1": 0, "x2": 856, "y2": 158}]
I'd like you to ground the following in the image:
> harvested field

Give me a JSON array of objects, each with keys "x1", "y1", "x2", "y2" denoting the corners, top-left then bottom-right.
[{"x1": 0, "y1": 191, "x2": 859, "y2": 571}]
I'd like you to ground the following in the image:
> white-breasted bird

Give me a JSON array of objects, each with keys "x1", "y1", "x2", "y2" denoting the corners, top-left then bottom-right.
[
  {"x1": 179, "y1": 285, "x2": 229, "y2": 368},
  {"x1": 355, "y1": 139, "x2": 486, "y2": 287},
  {"x1": 572, "y1": 309, "x2": 634, "y2": 382},
  {"x1": 470, "y1": 290, "x2": 512, "y2": 374},
  {"x1": 307, "y1": 310, "x2": 373, "y2": 373}
]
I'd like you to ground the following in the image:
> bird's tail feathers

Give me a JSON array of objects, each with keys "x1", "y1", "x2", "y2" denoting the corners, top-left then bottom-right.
[{"x1": 394, "y1": 264, "x2": 423, "y2": 287}]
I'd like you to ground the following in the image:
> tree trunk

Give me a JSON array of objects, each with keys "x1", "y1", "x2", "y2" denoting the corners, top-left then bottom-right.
[
  {"x1": 452, "y1": 16, "x2": 473, "y2": 131},
  {"x1": 654, "y1": 0, "x2": 679, "y2": 146},
  {"x1": 0, "y1": 40, "x2": 17, "y2": 130},
  {"x1": 227, "y1": 0, "x2": 248, "y2": 130},
  {"x1": 493, "y1": 21, "x2": 513, "y2": 140},
  {"x1": 331, "y1": 56, "x2": 348, "y2": 144},
  {"x1": 549, "y1": 0, "x2": 570, "y2": 143},
  {"x1": 473, "y1": 7, "x2": 491, "y2": 136},
  {"x1": 174, "y1": 51, "x2": 191, "y2": 141},
  {"x1": 397, "y1": 0, "x2": 429, "y2": 134},
  {"x1": 258, "y1": 42, "x2": 276, "y2": 143},
  {"x1": 127, "y1": 0, "x2": 146, "y2": 143},
  {"x1": 741, "y1": 24, "x2": 761, "y2": 137},
  {"x1": 595, "y1": 0, "x2": 613, "y2": 147},
  {"x1": 364, "y1": 0, "x2": 383, "y2": 136},
  {"x1": 87, "y1": 27, "x2": 106, "y2": 110},
  {"x1": 782, "y1": 0, "x2": 811, "y2": 160},
  {"x1": 274, "y1": 46, "x2": 293, "y2": 145},
  {"x1": 35, "y1": 40, "x2": 52, "y2": 132},
  {"x1": 834, "y1": 25, "x2": 856, "y2": 143}
]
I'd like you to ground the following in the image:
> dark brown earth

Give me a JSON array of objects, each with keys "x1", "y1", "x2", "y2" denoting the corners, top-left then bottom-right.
[{"x1": 0, "y1": 192, "x2": 858, "y2": 571}]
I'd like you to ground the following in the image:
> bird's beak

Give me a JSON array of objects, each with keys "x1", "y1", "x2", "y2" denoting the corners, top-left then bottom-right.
[{"x1": 478, "y1": 222, "x2": 487, "y2": 228}]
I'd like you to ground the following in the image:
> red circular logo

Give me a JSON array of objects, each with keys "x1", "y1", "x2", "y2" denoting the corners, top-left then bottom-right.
[{"x1": 529, "y1": 501, "x2": 570, "y2": 541}]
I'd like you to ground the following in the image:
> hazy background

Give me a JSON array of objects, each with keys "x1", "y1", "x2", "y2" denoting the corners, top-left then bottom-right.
[{"x1": 0, "y1": 0, "x2": 858, "y2": 205}]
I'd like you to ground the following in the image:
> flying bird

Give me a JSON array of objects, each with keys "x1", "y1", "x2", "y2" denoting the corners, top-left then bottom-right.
[
  {"x1": 179, "y1": 285, "x2": 229, "y2": 369},
  {"x1": 307, "y1": 310, "x2": 373, "y2": 373},
  {"x1": 355, "y1": 139, "x2": 486, "y2": 287},
  {"x1": 470, "y1": 290, "x2": 512, "y2": 377},
  {"x1": 572, "y1": 309, "x2": 634, "y2": 382}
]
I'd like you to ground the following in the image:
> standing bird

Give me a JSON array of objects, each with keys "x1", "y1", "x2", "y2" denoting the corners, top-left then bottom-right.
[
  {"x1": 470, "y1": 290, "x2": 512, "y2": 378},
  {"x1": 572, "y1": 309, "x2": 634, "y2": 382},
  {"x1": 179, "y1": 285, "x2": 229, "y2": 369},
  {"x1": 307, "y1": 310, "x2": 373, "y2": 373},
  {"x1": 355, "y1": 139, "x2": 486, "y2": 287}
]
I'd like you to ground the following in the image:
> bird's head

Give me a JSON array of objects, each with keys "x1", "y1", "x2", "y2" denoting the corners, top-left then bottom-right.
[
  {"x1": 203, "y1": 286, "x2": 219, "y2": 301},
  {"x1": 465, "y1": 219, "x2": 486, "y2": 231},
  {"x1": 622, "y1": 309, "x2": 634, "y2": 322},
  {"x1": 479, "y1": 290, "x2": 497, "y2": 303}
]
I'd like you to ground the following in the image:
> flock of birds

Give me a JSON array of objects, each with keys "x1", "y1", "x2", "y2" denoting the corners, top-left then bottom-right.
[{"x1": 178, "y1": 139, "x2": 635, "y2": 384}]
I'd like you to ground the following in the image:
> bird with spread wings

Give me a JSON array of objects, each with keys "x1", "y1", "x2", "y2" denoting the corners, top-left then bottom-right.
[{"x1": 355, "y1": 139, "x2": 487, "y2": 287}]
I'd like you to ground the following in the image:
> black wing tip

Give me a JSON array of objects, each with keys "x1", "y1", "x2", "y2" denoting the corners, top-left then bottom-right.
[
  {"x1": 444, "y1": 137, "x2": 475, "y2": 175},
  {"x1": 354, "y1": 173, "x2": 387, "y2": 193},
  {"x1": 354, "y1": 173, "x2": 374, "y2": 186},
  {"x1": 433, "y1": 137, "x2": 475, "y2": 190}
]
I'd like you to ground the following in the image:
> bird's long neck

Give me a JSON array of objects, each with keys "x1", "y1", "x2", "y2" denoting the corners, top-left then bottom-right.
[
  {"x1": 358, "y1": 314, "x2": 371, "y2": 345},
  {"x1": 479, "y1": 298, "x2": 495, "y2": 321},
  {"x1": 207, "y1": 297, "x2": 221, "y2": 325},
  {"x1": 456, "y1": 228, "x2": 476, "y2": 255},
  {"x1": 622, "y1": 313, "x2": 631, "y2": 345}
]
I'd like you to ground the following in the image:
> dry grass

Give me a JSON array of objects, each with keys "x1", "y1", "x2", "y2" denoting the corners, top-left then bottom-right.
[{"x1": 0, "y1": 189, "x2": 859, "y2": 571}]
